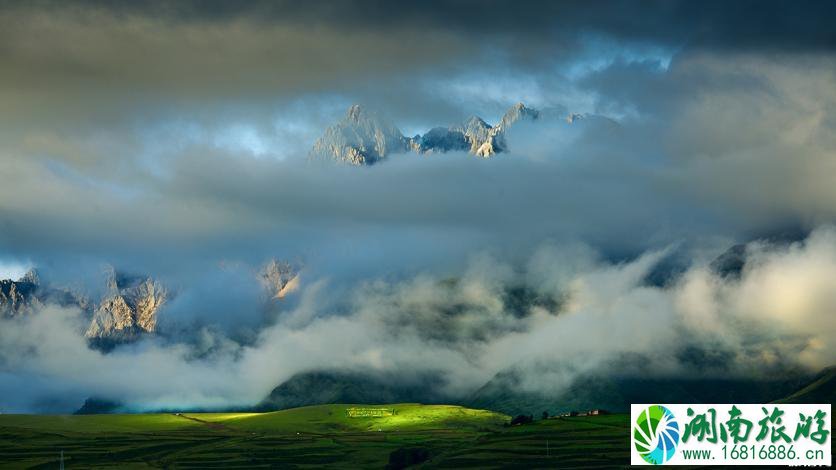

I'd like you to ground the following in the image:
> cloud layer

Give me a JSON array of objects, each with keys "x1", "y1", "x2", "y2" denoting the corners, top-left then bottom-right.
[{"x1": 3, "y1": 228, "x2": 836, "y2": 412}]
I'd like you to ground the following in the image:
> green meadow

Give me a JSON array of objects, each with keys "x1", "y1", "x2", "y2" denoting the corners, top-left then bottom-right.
[{"x1": 0, "y1": 404, "x2": 629, "y2": 469}]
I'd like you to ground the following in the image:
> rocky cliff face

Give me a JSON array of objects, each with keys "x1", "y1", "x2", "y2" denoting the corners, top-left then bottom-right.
[
  {"x1": 0, "y1": 269, "x2": 90, "y2": 318},
  {"x1": 0, "y1": 276, "x2": 40, "y2": 317},
  {"x1": 309, "y1": 105, "x2": 413, "y2": 165},
  {"x1": 450, "y1": 115, "x2": 503, "y2": 157},
  {"x1": 2, "y1": 260, "x2": 300, "y2": 347},
  {"x1": 85, "y1": 269, "x2": 167, "y2": 342},
  {"x1": 310, "y1": 102, "x2": 587, "y2": 164},
  {"x1": 259, "y1": 259, "x2": 300, "y2": 299},
  {"x1": 498, "y1": 102, "x2": 540, "y2": 129},
  {"x1": 417, "y1": 127, "x2": 470, "y2": 153}
]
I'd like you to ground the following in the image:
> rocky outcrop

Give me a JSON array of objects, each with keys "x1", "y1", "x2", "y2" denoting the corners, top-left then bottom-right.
[
  {"x1": 259, "y1": 259, "x2": 300, "y2": 299},
  {"x1": 498, "y1": 102, "x2": 540, "y2": 129},
  {"x1": 309, "y1": 105, "x2": 413, "y2": 165},
  {"x1": 417, "y1": 127, "x2": 469, "y2": 153},
  {"x1": 3, "y1": 261, "x2": 303, "y2": 347},
  {"x1": 1, "y1": 268, "x2": 89, "y2": 318},
  {"x1": 310, "y1": 102, "x2": 590, "y2": 164},
  {"x1": 0, "y1": 273, "x2": 40, "y2": 317},
  {"x1": 446, "y1": 115, "x2": 505, "y2": 157},
  {"x1": 85, "y1": 268, "x2": 167, "y2": 342}
]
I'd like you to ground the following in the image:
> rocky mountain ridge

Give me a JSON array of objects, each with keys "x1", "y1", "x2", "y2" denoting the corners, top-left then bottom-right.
[
  {"x1": 310, "y1": 104, "x2": 413, "y2": 165},
  {"x1": 0, "y1": 267, "x2": 167, "y2": 346},
  {"x1": 1, "y1": 260, "x2": 299, "y2": 347},
  {"x1": 309, "y1": 102, "x2": 585, "y2": 165},
  {"x1": 259, "y1": 259, "x2": 300, "y2": 300},
  {"x1": 0, "y1": 275, "x2": 38, "y2": 317},
  {"x1": 0, "y1": 269, "x2": 90, "y2": 318},
  {"x1": 85, "y1": 268, "x2": 168, "y2": 343}
]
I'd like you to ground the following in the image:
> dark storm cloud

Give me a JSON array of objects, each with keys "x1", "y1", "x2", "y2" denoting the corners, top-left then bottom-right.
[
  {"x1": 19, "y1": 0, "x2": 836, "y2": 51},
  {"x1": 4, "y1": 45, "x2": 836, "y2": 283},
  {"x1": 2, "y1": 0, "x2": 833, "y2": 132},
  {"x1": 0, "y1": 1, "x2": 468, "y2": 133}
]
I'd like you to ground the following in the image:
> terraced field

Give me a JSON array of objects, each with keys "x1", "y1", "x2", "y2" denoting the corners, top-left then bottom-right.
[{"x1": 0, "y1": 404, "x2": 630, "y2": 469}]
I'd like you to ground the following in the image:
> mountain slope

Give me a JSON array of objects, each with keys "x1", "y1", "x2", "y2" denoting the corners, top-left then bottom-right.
[
  {"x1": 466, "y1": 368, "x2": 813, "y2": 416},
  {"x1": 774, "y1": 366, "x2": 836, "y2": 404},
  {"x1": 222, "y1": 403, "x2": 508, "y2": 434},
  {"x1": 257, "y1": 370, "x2": 450, "y2": 411},
  {"x1": 74, "y1": 397, "x2": 124, "y2": 415}
]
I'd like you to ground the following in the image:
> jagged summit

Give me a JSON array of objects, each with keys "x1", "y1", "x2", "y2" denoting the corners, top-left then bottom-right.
[
  {"x1": 86, "y1": 267, "x2": 168, "y2": 343},
  {"x1": 103, "y1": 265, "x2": 146, "y2": 293},
  {"x1": 0, "y1": 277, "x2": 38, "y2": 317},
  {"x1": 345, "y1": 104, "x2": 368, "y2": 123},
  {"x1": 2, "y1": 259, "x2": 304, "y2": 350},
  {"x1": 310, "y1": 102, "x2": 589, "y2": 164},
  {"x1": 259, "y1": 259, "x2": 300, "y2": 299},
  {"x1": 309, "y1": 105, "x2": 412, "y2": 165},
  {"x1": 1, "y1": 267, "x2": 89, "y2": 318},
  {"x1": 462, "y1": 115, "x2": 491, "y2": 129},
  {"x1": 0, "y1": 264, "x2": 166, "y2": 342},
  {"x1": 498, "y1": 102, "x2": 540, "y2": 129},
  {"x1": 19, "y1": 268, "x2": 40, "y2": 286}
]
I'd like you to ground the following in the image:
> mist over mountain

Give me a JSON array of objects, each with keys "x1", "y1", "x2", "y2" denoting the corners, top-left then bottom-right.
[
  {"x1": 309, "y1": 102, "x2": 593, "y2": 164},
  {"x1": 258, "y1": 370, "x2": 451, "y2": 412},
  {"x1": 3, "y1": 227, "x2": 835, "y2": 413},
  {"x1": 466, "y1": 366, "x2": 813, "y2": 416}
]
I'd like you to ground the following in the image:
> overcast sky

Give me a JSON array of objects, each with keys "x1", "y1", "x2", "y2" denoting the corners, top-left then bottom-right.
[{"x1": 1, "y1": 0, "x2": 835, "y2": 412}]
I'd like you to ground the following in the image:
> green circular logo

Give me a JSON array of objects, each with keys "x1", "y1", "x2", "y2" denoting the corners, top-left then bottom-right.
[{"x1": 634, "y1": 405, "x2": 680, "y2": 465}]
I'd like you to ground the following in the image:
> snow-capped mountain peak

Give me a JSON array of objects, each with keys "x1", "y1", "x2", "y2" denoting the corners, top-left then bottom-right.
[
  {"x1": 309, "y1": 102, "x2": 592, "y2": 164},
  {"x1": 309, "y1": 105, "x2": 411, "y2": 165}
]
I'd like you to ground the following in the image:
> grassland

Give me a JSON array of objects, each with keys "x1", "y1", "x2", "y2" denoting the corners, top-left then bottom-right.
[{"x1": 0, "y1": 404, "x2": 629, "y2": 469}]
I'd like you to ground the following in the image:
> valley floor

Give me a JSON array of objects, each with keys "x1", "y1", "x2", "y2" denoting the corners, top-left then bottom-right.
[{"x1": 0, "y1": 404, "x2": 629, "y2": 469}]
